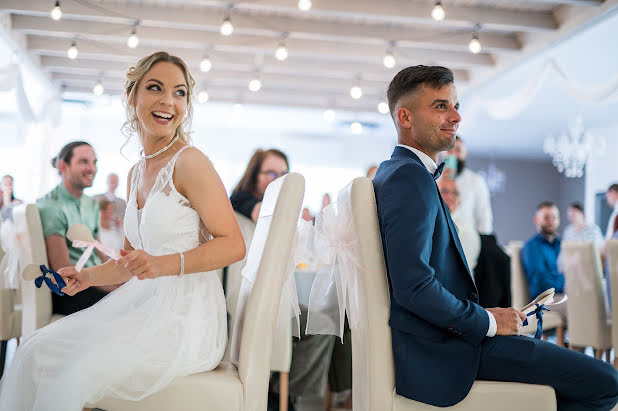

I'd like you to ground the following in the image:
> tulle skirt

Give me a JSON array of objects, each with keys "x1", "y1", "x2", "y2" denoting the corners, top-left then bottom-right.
[{"x1": 0, "y1": 272, "x2": 227, "y2": 411}]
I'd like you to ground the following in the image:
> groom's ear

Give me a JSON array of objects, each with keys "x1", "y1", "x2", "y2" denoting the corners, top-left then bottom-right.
[{"x1": 397, "y1": 107, "x2": 413, "y2": 129}]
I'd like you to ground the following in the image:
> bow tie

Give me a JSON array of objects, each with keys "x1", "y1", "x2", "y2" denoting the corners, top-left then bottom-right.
[{"x1": 433, "y1": 162, "x2": 445, "y2": 180}]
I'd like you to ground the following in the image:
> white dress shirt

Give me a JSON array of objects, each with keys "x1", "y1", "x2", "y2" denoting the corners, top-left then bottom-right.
[
  {"x1": 455, "y1": 168, "x2": 494, "y2": 235},
  {"x1": 397, "y1": 144, "x2": 497, "y2": 337},
  {"x1": 606, "y1": 205, "x2": 618, "y2": 240}
]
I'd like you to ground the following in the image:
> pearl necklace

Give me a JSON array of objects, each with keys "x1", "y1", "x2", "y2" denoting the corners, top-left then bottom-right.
[{"x1": 141, "y1": 135, "x2": 179, "y2": 159}]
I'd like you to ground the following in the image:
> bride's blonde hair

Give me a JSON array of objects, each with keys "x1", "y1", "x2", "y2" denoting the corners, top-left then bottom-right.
[{"x1": 122, "y1": 51, "x2": 195, "y2": 145}]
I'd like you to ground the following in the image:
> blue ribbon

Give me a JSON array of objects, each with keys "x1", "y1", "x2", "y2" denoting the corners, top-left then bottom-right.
[
  {"x1": 34, "y1": 265, "x2": 66, "y2": 296},
  {"x1": 522, "y1": 303, "x2": 550, "y2": 339}
]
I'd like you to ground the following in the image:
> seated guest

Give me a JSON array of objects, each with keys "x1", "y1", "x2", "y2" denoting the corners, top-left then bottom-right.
[
  {"x1": 0, "y1": 175, "x2": 23, "y2": 222},
  {"x1": 94, "y1": 173, "x2": 126, "y2": 229},
  {"x1": 230, "y1": 149, "x2": 289, "y2": 223},
  {"x1": 563, "y1": 202, "x2": 604, "y2": 248},
  {"x1": 37, "y1": 141, "x2": 114, "y2": 315},
  {"x1": 98, "y1": 198, "x2": 125, "y2": 252},
  {"x1": 521, "y1": 202, "x2": 564, "y2": 300},
  {"x1": 373, "y1": 65, "x2": 617, "y2": 409},
  {"x1": 437, "y1": 176, "x2": 480, "y2": 271}
]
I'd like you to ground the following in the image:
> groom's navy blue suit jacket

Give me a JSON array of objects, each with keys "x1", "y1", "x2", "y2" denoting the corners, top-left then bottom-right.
[{"x1": 373, "y1": 146, "x2": 489, "y2": 407}]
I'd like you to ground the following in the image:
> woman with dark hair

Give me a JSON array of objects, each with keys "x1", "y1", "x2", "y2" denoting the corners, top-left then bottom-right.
[
  {"x1": 230, "y1": 148, "x2": 289, "y2": 222},
  {"x1": 0, "y1": 175, "x2": 23, "y2": 221}
]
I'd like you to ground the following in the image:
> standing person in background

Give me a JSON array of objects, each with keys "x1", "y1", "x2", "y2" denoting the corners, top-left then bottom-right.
[
  {"x1": 94, "y1": 173, "x2": 126, "y2": 230},
  {"x1": 0, "y1": 175, "x2": 23, "y2": 222},
  {"x1": 97, "y1": 198, "x2": 125, "y2": 252},
  {"x1": 606, "y1": 183, "x2": 618, "y2": 240},
  {"x1": 563, "y1": 202, "x2": 604, "y2": 248},
  {"x1": 444, "y1": 136, "x2": 493, "y2": 235},
  {"x1": 231, "y1": 149, "x2": 289, "y2": 223}
]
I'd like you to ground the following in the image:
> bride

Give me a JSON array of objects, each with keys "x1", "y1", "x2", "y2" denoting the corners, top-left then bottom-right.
[{"x1": 0, "y1": 51, "x2": 246, "y2": 410}]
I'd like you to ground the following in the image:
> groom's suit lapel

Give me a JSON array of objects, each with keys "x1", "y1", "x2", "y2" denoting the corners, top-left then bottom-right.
[{"x1": 391, "y1": 147, "x2": 474, "y2": 284}]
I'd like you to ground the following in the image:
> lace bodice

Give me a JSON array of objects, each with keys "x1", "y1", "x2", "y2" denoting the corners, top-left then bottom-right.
[{"x1": 125, "y1": 146, "x2": 209, "y2": 256}]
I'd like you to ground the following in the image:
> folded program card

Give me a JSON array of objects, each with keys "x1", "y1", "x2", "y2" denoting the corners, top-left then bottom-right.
[{"x1": 520, "y1": 288, "x2": 568, "y2": 314}]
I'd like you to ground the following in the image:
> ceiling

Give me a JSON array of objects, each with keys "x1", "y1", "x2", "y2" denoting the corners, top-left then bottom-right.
[{"x1": 1, "y1": 0, "x2": 615, "y2": 115}]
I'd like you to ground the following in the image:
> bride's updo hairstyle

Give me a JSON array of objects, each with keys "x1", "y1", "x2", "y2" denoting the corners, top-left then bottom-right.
[{"x1": 122, "y1": 51, "x2": 195, "y2": 145}]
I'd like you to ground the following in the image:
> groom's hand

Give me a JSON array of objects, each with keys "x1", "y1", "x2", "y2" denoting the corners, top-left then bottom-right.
[{"x1": 487, "y1": 307, "x2": 526, "y2": 336}]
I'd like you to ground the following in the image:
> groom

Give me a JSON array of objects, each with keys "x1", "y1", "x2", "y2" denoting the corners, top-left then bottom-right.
[{"x1": 372, "y1": 65, "x2": 618, "y2": 410}]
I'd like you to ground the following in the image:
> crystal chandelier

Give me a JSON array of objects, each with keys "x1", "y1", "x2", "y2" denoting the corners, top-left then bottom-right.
[
  {"x1": 543, "y1": 117, "x2": 604, "y2": 178},
  {"x1": 478, "y1": 162, "x2": 506, "y2": 196}
]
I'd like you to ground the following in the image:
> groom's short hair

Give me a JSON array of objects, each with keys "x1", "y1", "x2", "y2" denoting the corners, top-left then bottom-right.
[{"x1": 387, "y1": 66, "x2": 454, "y2": 117}]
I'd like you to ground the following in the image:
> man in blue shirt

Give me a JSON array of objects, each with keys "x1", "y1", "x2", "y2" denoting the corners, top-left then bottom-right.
[{"x1": 521, "y1": 201, "x2": 564, "y2": 300}]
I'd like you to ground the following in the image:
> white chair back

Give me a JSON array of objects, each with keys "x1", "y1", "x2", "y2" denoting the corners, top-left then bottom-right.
[
  {"x1": 236, "y1": 173, "x2": 304, "y2": 411},
  {"x1": 506, "y1": 242, "x2": 527, "y2": 309},
  {"x1": 561, "y1": 242, "x2": 611, "y2": 349},
  {"x1": 0, "y1": 215, "x2": 22, "y2": 342},
  {"x1": 605, "y1": 240, "x2": 618, "y2": 353},
  {"x1": 12, "y1": 204, "x2": 52, "y2": 337},
  {"x1": 341, "y1": 177, "x2": 395, "y2": 410}
]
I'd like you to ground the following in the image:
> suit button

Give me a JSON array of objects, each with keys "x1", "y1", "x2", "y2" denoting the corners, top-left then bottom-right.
[{"x1": 470, "y1": 292, "x2": 478, "y2": 301}]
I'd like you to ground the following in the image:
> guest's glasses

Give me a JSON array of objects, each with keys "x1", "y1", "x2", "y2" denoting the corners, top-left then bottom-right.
[{"x1": 259, "y1": 170, "x2": 288, "y2": 180}]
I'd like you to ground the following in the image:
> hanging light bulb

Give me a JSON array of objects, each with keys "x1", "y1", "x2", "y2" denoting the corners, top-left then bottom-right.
[
  {"x1": 198, "y1": 90, "x2": 209, "y2": 103},
  {"x1": 200, "y1": 57, "x2": 212, "y2": 72},
  {"x1": 50, "y1": 1, "x2": 62, "y2": 21},
  {"x1": 468, "y1": 33, "x2": 481, "y2": 54},
  {"x1": 431, "y1": 1, "x2": 445, "y2": 22},
  {"x1": 92, "y1": 80, "x2": 104, "y2": 96},
  {"x1": 350, "y1": 85, "x2": 362, "y2": 99},
  {"x1": 67, "y1": 40, "x2": 78, "y2": 59},
  {"x1": 323, "y1": 109, "x2": 335, "y2": 123},
  {"x1": 248, "y1": 78, "x2": 262, "y2": 92},
  {"x1": 298, "y1": 0, "x2": 312, "y2": 11},
  {"x1": 350, "y1": 122, "x2": 363, "y2": 135},
  {"x1": 127, "y1": 26, "x2": 139, "y2": 49},
  {"x1": 383, "y1": 51, "x2": 396, "y2": 69},
  {"x1": 275, "y1": 43, "x2": 288, "y2": 61},
  {"x1": 220, "y1": 16, "x2": 234, "y2": 36},
  {"x1": 378, "y1": 101, "x2": 389, "y2": 114}
]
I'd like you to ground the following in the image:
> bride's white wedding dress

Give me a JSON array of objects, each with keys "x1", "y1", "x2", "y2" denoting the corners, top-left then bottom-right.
[{"x1": 0, "y1": 146, "x2": 227, "y2": 410}]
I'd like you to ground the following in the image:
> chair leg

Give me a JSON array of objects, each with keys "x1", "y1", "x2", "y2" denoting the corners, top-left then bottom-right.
[
  {"x1": 556, "y1": 325, "x2": 565, "y2": 347},
  {"x1": 279, "y1": 372, "x2": 288, "y2": 411},
  {"x1": 323, "y1": 380, "x2": 332, "y2": 411},
  {"x1": 0, "y1": 340, "x2": 8, "y2": 379}
]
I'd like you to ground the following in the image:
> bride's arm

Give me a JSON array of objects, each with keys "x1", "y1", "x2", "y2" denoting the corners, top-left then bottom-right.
[{"x1": 117, "y1": 147, "x2": 246, "y2": 279}]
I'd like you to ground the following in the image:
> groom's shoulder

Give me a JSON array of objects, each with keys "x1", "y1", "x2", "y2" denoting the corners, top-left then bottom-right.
[{"x1": 375, "y1": 157, "x2": 432, "y2": 188}]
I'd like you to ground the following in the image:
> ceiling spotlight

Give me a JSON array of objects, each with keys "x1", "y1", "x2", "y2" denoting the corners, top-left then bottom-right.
[
  {"x1": 323, "y1": 109, "x2": 335, "y2": 123},
  {"x1": 198, "y1": 90, "x2": 209, "y2": 103},
  {"x1": 67, "y1": 40, "x2": 78, "y2": 59},
  {"x1": 92, "y1": 81, "x2": 104, "y2": 96},
  {"x1": 275, "y1": 43, "x2": 288, "y2": 61},
  {"x1": 50, "y1": 1, "x2": 62, "y2": 21},
  {"x1": 383, "y1": 51, "x2": 396, "y2": 69},
  {"x1": 350, "y1": 122, "x2": 363, "y2": 135},
  {"x1": 378, "y1": 101, "x2": 389, "y2": 114},
  {"x1": 127, "y1": 26, "x2": 139, "y2": 49},
  {"x1": 248, "y1": 78, "x2": 262, "y2": 92},
  {"x1": 200, "y1": 57, "x2": 212, "y2": 72},
  {"x1": 431, "y1": 1, "x2": 445, "y2": 22},
  {"x1": 350, "y1": 85, "x2": 362, "y2": 99},
  {"x1": 220, "y1": 16, "x2": 234, "y2": 36},
  {"x1": 298, "y1": 0, "x2": 312, "y2": 11}
]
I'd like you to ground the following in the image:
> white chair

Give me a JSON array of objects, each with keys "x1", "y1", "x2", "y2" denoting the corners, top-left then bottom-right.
[
  {"x1": 561, "y1": 242, "x2": 612, "y2": 360},
  {"x1": 12, "y1": 204, "x2": 62, "y2": 338},
  {"x1": 506, "y1": 241, "x2": 565, "y2": 345},
  {"x1": 90, "y1": 172, "x2": 304, "y2": 411},
  {"x1": 0, "y1": 216, "x2": 22, "y2": 376},
  {"x1": 223, "y1": 211, "x2": 293, "y2": 411},
  {"x1": 342, "y1": 177, "x2": 556, "y2": 411},
  {"x1": 607, "y1": 239, "x2": 618, "y2": 368}
]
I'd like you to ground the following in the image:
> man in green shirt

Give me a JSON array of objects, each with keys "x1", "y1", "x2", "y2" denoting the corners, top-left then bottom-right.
[{"x1": 37, "y1": 141, "x2": 114, "y2": 315}]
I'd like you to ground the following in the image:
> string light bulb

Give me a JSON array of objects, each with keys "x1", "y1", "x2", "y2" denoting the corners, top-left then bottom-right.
[
  {"x1": 198, "y1": 90, "x2": 209, "y2": 103},
  {"x1": 431, "y1": 1, "x2": 445, "y2": 22},
  {"x1": 323, "y1": 109, "x2": 335, "y2": 122},
  {"x1": 350, "y1": 122, "x2": 363, "y2": 135},
  {"x1": 378, "y1": 101, "x2": 389, "y2": 114},
  {"x1": 67, "y1": 40, "x2": 78, "y2": 59},
  {"x1": 92, "y1": 80, "x2": 104, "y2": 96},
  {"x1": 127, "y1": 26, "x2": 139, "y2": 49},
  {"x1": 350, "y1": 85, "x2": 362, "y2": 99},
  {"x1": 50, "y1": 1, "x2": 62, "y2": 21},
  {"x1": 275, "y1": 43, "x2": 288, "y2": 61},
  {"x1": 248, "y1": 78, "x2": 262, "y2": 92},
  {"x1": 383, "y1": 51, "x2": 396, "y2": 69},
  {"x1": 298, "y1": 0, "x2": 312, "y2": 11},
  {"x1": 200, "y1": 57, "x2": 212, "y2": 72},
  {"x1": 469, "y1": 25, "x2": 482, "y2": 54},
  {"x1": 220, "y1": 16, "x2": 234, "y2": 36}
]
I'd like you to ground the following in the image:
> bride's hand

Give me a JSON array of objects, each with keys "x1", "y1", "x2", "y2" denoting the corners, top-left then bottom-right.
[
  {"x1": 117, "y1": 249, "x2": 162, "y2": 280},
  {"x1": 58, "y1": 266, "x2": 92, "y2": 296}
]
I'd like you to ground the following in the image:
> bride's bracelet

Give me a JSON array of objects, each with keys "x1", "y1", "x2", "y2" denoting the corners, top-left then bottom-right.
[{"x1": 178, "y1": 252, "x2": 185, "y2": 277}]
